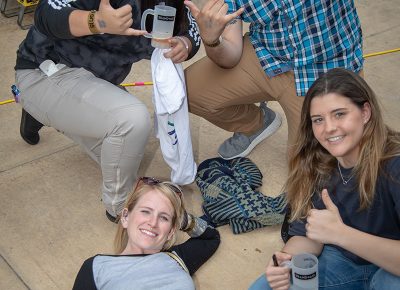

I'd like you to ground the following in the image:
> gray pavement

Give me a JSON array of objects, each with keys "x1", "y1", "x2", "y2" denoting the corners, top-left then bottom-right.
[{"x1": 0, "y1": 0, "x2": 399, "y2": 289}]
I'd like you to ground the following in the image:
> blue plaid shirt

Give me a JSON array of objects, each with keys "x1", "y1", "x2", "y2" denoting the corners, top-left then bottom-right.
[{"x1": 226, "y1": 0, "x2": 363, "y2": 96}]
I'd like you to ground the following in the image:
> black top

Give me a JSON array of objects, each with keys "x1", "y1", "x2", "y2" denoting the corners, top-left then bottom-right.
[
  {"x1": 15, "y1": 0, "x2": 200, "y2": 85},
  {"x1": 289, "y1": 156, "x2": 400, "y2": 264}
]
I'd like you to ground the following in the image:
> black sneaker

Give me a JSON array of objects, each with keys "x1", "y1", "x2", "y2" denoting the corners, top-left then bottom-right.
[{"x1": 20, "y1": 109, "x2": 44, "y2": 145}]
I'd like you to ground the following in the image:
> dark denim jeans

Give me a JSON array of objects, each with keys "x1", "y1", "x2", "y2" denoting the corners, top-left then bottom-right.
[{"x1": 249, "y1": 246, "x2": 400, "y2": 289}]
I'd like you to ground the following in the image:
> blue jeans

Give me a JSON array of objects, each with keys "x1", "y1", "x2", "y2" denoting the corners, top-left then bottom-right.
[{"x1": 249, "y1": 246, "x2": 400, "y2": 289}]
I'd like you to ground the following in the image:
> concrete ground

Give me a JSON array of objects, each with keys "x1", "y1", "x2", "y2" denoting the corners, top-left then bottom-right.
[{"x1": 0, "y1": 0, "x2": 399, "y2": 289}]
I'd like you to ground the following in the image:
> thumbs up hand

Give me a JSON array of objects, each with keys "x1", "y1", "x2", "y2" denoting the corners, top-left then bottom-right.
[
  {"x1": 306, "y1": 189, "x2": 345, "y2": 245},
  {"x1": 96, "y1": 0, "x2": 147, "y2": 36}
]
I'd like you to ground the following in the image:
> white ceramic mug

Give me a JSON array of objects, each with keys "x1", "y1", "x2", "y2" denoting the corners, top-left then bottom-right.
[
  {"x1": 141, "y1": 4, "x2": 176, "y2": 48},
  {"x1": 282, "y1": 253, "x2": 319, "y2": 290}
]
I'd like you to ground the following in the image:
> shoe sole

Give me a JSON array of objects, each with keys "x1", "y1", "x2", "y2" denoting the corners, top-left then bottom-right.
[{"x1": 218, "y1": 112, "x2": 282, "y2": 160}]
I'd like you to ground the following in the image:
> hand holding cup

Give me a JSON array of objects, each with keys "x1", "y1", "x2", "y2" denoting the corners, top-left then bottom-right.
[
  {"x1": 163, "y1": 37, "x2": 190, "y2": 63},
  {"x1": 265, "y1": 251, "x2": 292, "y2": 289}
]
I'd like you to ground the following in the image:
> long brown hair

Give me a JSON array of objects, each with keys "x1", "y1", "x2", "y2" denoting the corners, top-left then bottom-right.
[{"x1": 286, "y1": 68, "x2": 400, "y2": 221}]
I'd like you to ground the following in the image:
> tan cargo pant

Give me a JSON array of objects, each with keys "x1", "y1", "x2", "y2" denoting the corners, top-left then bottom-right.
[{"x1": 185, "y1": 34, "x2": 304, "y2": 149}]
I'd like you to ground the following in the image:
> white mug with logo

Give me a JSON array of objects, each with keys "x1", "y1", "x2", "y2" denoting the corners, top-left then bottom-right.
[
  {"x1": 141, "y1": 4, "x2": 176, "y2": 48},
  {"x1": 282, "y1": 253, "x2": 319, "y2": 290}
]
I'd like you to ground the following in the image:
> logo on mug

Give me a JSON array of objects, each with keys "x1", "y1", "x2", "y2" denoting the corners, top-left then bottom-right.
[
  {"x1": 294, "y1": 272, "x2": 317, "y2": 280},
  {"x1": 158, "y1": 15, "x2": 175, "y2": 21}
]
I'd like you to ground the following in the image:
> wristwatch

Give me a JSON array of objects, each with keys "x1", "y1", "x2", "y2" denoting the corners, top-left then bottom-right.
[{"x1": 203, "y1": 35, "x2": 223, "y2": 48}]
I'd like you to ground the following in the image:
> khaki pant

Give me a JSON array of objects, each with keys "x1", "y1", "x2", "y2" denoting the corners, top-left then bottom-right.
[
  {"x1": 185, "y1": 34, "x2": 304, "y2": 148},
  {"x1": 16, "y1": 67, "x2": 151, "y2": 216}
]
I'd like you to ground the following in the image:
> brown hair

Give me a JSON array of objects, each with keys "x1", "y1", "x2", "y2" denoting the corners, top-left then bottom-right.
[
  {"x1": 114, "y1": 181, "x2": 185, "y2": 254},
  {"x1": 286, "y1": 68, "x2": 400, "y2": 221}
]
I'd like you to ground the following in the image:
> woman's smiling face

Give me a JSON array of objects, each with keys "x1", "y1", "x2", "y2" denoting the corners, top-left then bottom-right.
[
  {"x1": 310, "y1": 92, "x2": 371, "y2": 168},
  {"x1": 121, "y1": 189, "x2": 175, "y2": 254}
]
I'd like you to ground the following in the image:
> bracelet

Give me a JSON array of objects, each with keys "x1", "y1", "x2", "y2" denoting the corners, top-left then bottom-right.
[
  {"x1": 175, "y1": 36, "x2": 189, "y2": 51},
  {"x1": 88, "y1": 10, "x2": 100, "y2": 34},
  {"x1": 202, "y1": 35, "x2": 223, "y2": 48}
]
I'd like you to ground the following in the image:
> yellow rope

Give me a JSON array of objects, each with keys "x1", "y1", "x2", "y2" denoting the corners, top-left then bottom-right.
[
  {"x1": 0, "y1": 99, "x2": 15, "y2": 105},
  {"x1": 363, "y1": 48, "x2": 400, "y2": 58},
  {"x1": 121, "y1": 81, "x2": 153, "y2": 87},
  {"x1": 1, "y1": 48, "x2": 399, "y2": 106}
]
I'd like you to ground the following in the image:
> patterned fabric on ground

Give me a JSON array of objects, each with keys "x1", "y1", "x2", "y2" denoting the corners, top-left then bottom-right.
[{"x1": 196, "y1": 157, "x2": 286, "y2": 234}]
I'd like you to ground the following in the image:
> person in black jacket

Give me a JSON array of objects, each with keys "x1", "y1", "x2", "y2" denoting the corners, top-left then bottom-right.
[
  {"x1": 15, "y1": 0, "x2": 200, "y2": 222},
  {"x1": 73, "y1": 177, "x2": 220, "y2": 290}
]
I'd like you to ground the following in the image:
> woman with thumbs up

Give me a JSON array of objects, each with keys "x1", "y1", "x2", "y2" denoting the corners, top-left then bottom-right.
[
  {"x1": 250, "y1": 68, "x2": 400, "y2": 289},
  {"x1": 15, "y1": 0, "x2": 200, "y2": 222}
]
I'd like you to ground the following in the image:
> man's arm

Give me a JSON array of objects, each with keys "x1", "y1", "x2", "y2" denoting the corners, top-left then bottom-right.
[
  {"x1": 70, "y1": 0, "x2": 147, "y2": 37},
  {"x1": 185, "y1": 0, "x2": 244, "y2": 68},
  {"x1": 35, "y1": 0, "x2": 146, "y2": 39},
  {"x1": 203, "y1": 19, "x2": 243, "y2": 68}
]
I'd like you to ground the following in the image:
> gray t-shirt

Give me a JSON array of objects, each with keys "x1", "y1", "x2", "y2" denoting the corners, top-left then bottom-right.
[
  {"x1": 93, "y1": 253, "x2": 194, "y2": 290},
  {"x1": 73, "y1": 220, "x2": 220, "y2": 289}
]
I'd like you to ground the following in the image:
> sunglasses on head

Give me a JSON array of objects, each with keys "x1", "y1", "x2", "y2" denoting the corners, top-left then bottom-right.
[{"x1": 134, "y1": 177, "x2": 183, "y2": 199}]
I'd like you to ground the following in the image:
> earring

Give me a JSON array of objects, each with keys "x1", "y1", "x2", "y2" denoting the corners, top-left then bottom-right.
[{"x1": 122, "y1": 208, "x2": 129, "y2": 220}]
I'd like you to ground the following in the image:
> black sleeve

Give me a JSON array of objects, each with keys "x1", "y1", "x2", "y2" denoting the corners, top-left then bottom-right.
[
  {"x1": 288, "y1": 216, "x2": 307, "y2": 237},
  {"x1": 72, "y1": 256, "x2": 97, "y2": 290},
  {"x1": 178, "y1": 7, "x2": 201, "y2": 60},
  {"x1": 171, "y1": 226, "x2": 220, "y2": 275},
  {"x1": 34, "y1": 0, "x2": 78, "y2": 39}
]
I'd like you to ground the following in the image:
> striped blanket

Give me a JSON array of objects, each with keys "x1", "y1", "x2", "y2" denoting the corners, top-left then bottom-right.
[{"x1": 196, "y1": 157, "x2": 286, "y2": 234}]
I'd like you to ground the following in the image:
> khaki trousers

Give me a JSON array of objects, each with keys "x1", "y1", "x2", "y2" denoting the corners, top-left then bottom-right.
[
  {"x1": 185, "y1": 34, "x2": 304, "y2": 148},
  {"x1": 16, "y1": 67, "x2": 151, "y2": 217}
]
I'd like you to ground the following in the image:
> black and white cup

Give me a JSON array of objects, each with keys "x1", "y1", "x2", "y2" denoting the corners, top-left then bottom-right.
[
  {"x1": 141, "y1": 4, "x2": 176, "y2": 48},
  {"x1": 282, "y1": 253, "x2": 318, "y2": 290}
]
